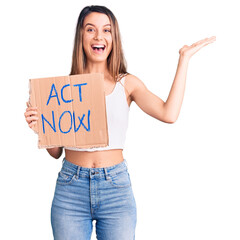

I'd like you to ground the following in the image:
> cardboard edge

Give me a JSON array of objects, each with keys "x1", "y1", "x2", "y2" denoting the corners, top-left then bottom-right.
[
  {"x1": 101, "y1": 75, "x2": 109, "y2": 146},
  {"x1": 39, "y1": 143, "x2": 108, "y2": 149},
  {"x1": 28, "y1": 79, "x2": 39, "y2": 135}
]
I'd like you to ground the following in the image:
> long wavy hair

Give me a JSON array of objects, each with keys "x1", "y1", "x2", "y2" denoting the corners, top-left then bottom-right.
[{"x1": 70, "y1": 5, "x2": 128, "y2": 81}]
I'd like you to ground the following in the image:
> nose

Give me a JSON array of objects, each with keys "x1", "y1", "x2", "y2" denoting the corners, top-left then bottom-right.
[{"x1": 94, "y1": 30, "x2": 103, "y2": 40}]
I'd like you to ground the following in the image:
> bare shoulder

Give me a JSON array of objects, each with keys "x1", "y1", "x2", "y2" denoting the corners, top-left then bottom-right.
[{"x1": 125, "y1": 74, "x2": 147, "y2": 101}]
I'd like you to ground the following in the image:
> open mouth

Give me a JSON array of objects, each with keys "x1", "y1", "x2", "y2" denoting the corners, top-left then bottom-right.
[{"x1": 91, "y1": 44, "x2": 106, "y2": 53}]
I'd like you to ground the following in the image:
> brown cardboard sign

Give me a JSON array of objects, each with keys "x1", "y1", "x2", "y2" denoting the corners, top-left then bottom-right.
[{"x1": 29, "y1": 73, "x2": 109, "y2": 149}]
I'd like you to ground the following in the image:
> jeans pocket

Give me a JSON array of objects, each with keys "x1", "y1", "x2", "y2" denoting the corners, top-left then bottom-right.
[
  {"x1": 57, "y1": 168, "x2": 76, "y2": 185},
  {"x1": 109, "y1": 170, "x2": 131, "y2": 188}
]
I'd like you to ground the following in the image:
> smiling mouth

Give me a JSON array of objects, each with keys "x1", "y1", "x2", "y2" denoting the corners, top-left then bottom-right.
[{"x1": 91, "y1": 44, "x2": 106, "y2": 53}]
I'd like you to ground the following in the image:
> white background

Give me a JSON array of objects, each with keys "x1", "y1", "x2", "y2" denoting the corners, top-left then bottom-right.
[{"x1": 0, "y1": 0, "x2": 239, "y2": 239}]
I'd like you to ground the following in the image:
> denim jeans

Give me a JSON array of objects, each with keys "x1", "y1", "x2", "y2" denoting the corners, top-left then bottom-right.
[{"x1": 51, "y1": 158, "x2": 137, "y2": 240}]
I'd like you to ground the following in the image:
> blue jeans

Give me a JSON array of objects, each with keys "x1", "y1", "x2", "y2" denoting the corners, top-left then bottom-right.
[{"x1": 51, "y1": 158, "x2": 137, "y2": 240}]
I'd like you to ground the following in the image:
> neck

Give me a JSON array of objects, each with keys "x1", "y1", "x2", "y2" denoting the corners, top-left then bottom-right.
[{"x1": 84, "y1": 61, "x2": 112, "y2": 79}]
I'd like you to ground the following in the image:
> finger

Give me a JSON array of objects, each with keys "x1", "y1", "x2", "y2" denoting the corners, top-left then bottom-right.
[
  {"x1": 202, "y1": 36, "x2": 216, "y2": 44},
  {"x1": 26, "y1": 106, "x2": 37, "y2": 110},
  {"x1": 190, "y1": 38, "x2": 215, "y2": 51},
  {"x1": 209, "y1": 36, "x2": 216, "y2": 40},
  {"x1": 25, "y1": 107, "x2": 37, "y2": 114},
  {"x1": 194, "y1": 38, "x2": 208, "y2": 45},
  {"x1": 29, "y1": 121, "x2": 37, "y2": 129},
  {"x1": 207, "y1": 36, "x2": 216, "y2": 43},
  {"x1": 191, "y1": 38, "x2": 207, "y2": 47},
  {"x1": 198, "y1": 38, "x2": 216, "y2": 48},
  {"x1": 24, "y1": 110, "x2": 38, "y2": 117},
  {"x1": 192, "y1": 36, "x2": 216, "y2": 46},
  {"x1": 26, "y1": 117, "x2": 39, "y2": 125},
  {"x1": 26, "y1": 116, "x2": 39, "y2": 122},
  {"x1": 25, "y1": 108, "x2": 38, "y2": 113}
]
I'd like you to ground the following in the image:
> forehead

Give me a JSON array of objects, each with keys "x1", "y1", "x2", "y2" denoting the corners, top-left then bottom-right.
[{"x1": 83, "y1": 12, "x2": 110, "y2": 27}]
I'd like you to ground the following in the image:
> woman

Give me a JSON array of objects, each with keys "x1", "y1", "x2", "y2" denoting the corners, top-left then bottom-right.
[{"x1": 24, "y1": 5, "x2": 216, "y2": 240}]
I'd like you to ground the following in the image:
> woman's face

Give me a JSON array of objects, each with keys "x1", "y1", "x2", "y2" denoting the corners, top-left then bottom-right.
[{"x1": 82, "y1": 12, "x2": 113, "y2": 65}]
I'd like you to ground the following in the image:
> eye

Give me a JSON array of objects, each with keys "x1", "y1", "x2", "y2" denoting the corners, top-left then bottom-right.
[
  {"x1": 87, "y1": 28, "x2": 94, "y2": 32},
  {"x1": 104, "y1": 29, "x2": 111, "y2": 33}
]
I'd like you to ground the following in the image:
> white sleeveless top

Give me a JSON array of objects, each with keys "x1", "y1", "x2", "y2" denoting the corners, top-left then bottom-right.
[{"x1": 64, "y1": 76, "x2": 130, "y2": 151}]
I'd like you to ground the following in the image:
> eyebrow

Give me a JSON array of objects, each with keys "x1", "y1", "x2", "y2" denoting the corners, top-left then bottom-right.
[{"x1": 84, "y1": 23, "x2": 111, "y2": 28}]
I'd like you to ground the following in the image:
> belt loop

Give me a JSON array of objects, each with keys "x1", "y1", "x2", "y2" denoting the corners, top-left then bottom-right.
[
  {"x1": 104, "y1": 168, "x2": 110, "y2": 180},
  {"x1": 76, "y1": 166, "x2": 81, "y2": 179}
]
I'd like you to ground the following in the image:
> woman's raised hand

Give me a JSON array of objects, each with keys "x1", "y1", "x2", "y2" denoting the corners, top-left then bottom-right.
[
  {"x1": 179, "y1": 36, "x2": 216, "y2": 59},
  {"x1": 24, "y1": 102, "x2": 38, "y2": 131}
]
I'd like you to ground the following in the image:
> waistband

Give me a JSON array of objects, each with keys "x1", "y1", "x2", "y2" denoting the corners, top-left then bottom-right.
[{"x1": 61, "y1": 158, "x2": 128, "y2": 180}]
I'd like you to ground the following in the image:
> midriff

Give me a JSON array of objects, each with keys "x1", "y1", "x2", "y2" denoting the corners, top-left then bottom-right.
[{"x1": 64, "y1": 149, "x2": 124, "y2": 168}]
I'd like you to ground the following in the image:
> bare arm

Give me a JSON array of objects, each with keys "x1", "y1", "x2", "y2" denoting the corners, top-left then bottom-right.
[
  {"x1": 47, "y1": 147, "x2": 63, "y2": 159},
  {"x1": 130, "y1": 36, "x2": 216, "y2": 123},
  {"x1": 164, "y1": 36, "x2": 216, "y2": 122},
  {"x1": 163, "y1": 55, "x2": 189, "y2": 122}
]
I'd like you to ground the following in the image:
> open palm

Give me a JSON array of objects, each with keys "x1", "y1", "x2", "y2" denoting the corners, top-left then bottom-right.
[{"x1": 179, "y1": 36, "x2": 216, "y2": 59}]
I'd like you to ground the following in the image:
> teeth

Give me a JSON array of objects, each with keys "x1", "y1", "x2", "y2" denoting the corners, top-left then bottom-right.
[{"x1": 92, "y1": 45, "x2": 105, "y2": 48}]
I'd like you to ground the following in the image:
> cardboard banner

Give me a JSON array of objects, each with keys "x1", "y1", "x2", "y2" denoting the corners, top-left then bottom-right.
[{"x1": 29, "y1": 73, "x2": 109, "y2": 149}]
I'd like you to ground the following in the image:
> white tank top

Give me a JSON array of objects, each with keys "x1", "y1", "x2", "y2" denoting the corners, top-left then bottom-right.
[{"x1": 64, "y1": 76, "x2": 130, "y2": 151}]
